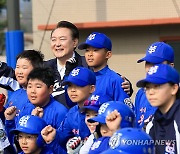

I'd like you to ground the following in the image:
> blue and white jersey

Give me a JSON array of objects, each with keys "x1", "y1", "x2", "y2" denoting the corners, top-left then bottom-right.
[
  {"x1": 135, "y1": 88, "x2": 157, "y2": 129},
  {"x1": 93, "y1": 65, "x2": 133, "y2": 109}
]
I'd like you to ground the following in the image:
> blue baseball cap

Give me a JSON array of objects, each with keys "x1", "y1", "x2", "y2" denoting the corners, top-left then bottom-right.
[
  {"x1": 62, "y1": 67, "x2": 96, "y2": 87},
  {"x1": 81, "y1": 93, "x2": 112, "y2": 112},
  {"x1": 11, "y1": 115, "x2": 47, "y2": 135},
  {"x1": 88, "y1": 101, "x2": 135, "y2": 128},
  {"x1": 101, "y1": 128, "x2": 155, "y2": 154},
  {"x1": 137, "y1": 42, "x2": 174, "y2": 64},
  {"x1": 78, "y1": 32, "x2": 112, "y2": 51},
  {"x1": 136, "y1": 64, "x2": 179, "y2": 87}
]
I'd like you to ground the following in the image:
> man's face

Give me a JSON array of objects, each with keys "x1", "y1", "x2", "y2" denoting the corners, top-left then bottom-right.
[{"x1": 50, "y1": 28, "x2": 78, "y2": 62}]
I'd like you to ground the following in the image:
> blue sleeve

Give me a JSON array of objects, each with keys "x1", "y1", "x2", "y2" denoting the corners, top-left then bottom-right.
[
  {"x1": 45, "y1": 131, "x2": 67, "y2": 153},
  {"x1": 5, "y1": 120, "x2": 16, "y2": 145},
  {"x1": 56, "y1": 113, "x2": 74, "y2": 147},
  {"x1": 134, "y1": 88, "x2": 144, "y2": 128},
  {"x1": 113, "y1": 77, "x2": 134, "y2": 110}
]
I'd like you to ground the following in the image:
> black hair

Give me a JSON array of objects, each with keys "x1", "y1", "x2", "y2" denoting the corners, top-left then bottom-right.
[
  {"x1": 16, "y1": 50, "x2": 44, "y2": 69},
  {"x1": 27, "y1": 67, "x2": 55, "y2": 88},
  {"x1": 50, "y1": 20, "x2": 79, "y2": 40}
]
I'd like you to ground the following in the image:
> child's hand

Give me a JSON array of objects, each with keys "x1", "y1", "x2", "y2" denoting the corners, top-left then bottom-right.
[
  {"x1": 121, "y1": 76, "x2": 130, "y2": 95},
  {"x1": 4, "y1": 106, "x2": 17, "y2": 120},
  {"x1": 66, "y1": 136, "x2": 83, "y2": 154},
  {"x1": 41, "y1": 125, "x2": 56, "y2": 144},
  {"x1": 106, "y1": 110, "x2": 122, "y2": 133},
  {"x1": 31, "y1": 107, "x2": 43, "y2": 118}
]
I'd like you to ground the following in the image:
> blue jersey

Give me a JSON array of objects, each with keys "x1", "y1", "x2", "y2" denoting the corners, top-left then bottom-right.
[
  {"x1": 135, "y1": 88, "x2": 157, "y2": 129},
  {"x1": 20, "y1": 96, "x2": 68, "y2": 129},
  {"x1": 5, "y1": 88, "x2": 28, "y2": 112},
  {"x1": 5, "y1": 96, "x2": 68, "y2": 149},
  {"x1": 89, "y1": 136, "x2": 110, "y2": 154},
  {"x1": 52, "y1": 105, "x2": 90, "y2": 149},
  {"x1": 93, "y1": 66, "x2": 133, "y2": 108}
]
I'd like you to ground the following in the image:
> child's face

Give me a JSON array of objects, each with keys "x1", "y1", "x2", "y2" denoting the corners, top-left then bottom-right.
[
  {"x1": 84, "y1": 46, "x2": 111, "y2": 71},
  {"x1": 100, "y1": 124, "x2": 114, "y2": 137},
  {"x1": 27, "y1": 79, "x2": 52, "y2": 107},
  {"x1": 15, "y1": 58, "x2": 34, "y2": 88},
  {"x1": 50, "y1": 28, "x2": 78, "y2": 60},
  {"x1": 145, "y1": 83, "x2": 178, "y2": 113},
  {"x1": 85, "y1": 110, "x2": 98, "y2": 133},
  {"x1": 17, "y1": 132, "x2": 40, "y2": 154},
  {"x1": 67, "y1": 83, "x2": 95, "y2": 105}
]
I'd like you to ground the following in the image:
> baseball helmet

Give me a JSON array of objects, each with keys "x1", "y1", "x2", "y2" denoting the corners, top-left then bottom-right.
[
  {"x1": 102, "y1": 128, "x2": 155, "y2": 154},
  {"x1": 88, "y1": 101, "x2": 135, "y2": 128},
  {"x1": 12, "y1": 115, "x2": 47, "y2": 147}
]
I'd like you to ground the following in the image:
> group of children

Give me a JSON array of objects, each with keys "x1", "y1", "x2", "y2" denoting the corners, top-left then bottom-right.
[{"x1": 0, "y1": 21, "x2": 179, "y2": 154}]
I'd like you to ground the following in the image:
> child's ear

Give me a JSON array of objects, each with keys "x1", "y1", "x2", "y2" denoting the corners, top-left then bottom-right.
[
  {"x1": 171, "y1": 84, "x2": 179, "y2": 96},
  {"x1": 90, "y1": 85, "x2": 95, "y2": 93},
  {"x1": 49, "y1": 85, "x2": 54, "y2": 94},
  {"x1": 106, "y1": 51, "x2": 112, "y2": 59}
]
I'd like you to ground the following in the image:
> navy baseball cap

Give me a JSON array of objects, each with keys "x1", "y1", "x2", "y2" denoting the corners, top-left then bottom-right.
[
  {"x1": 62, "y1": 67, "x2": 96, "y2": 87},
  {"x1": 136, "y1": 64, "x2": 179, "y2": 87},
  {"x1": 137, "y1": 42, "x2": 174, "y2": 64},
  {"x1": 78, "y1": 32, "x2": 112, "y2": 51}
]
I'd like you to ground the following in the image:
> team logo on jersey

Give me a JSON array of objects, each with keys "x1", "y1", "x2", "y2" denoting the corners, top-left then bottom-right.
[
  {"x1": 109, "y1": 132, "x2": 122, "y2": 149},
  {"x1": 98, "y1": 103, "x2": 109, "y2": 115},
  {"x1": 91, "y1": 140, "x2": 101, "y2": 150},
  {"x1": 90, "y1": 95, "x2": 100, "y2": 101},
  {"x1": 165, "y1": 142, "x2": 175, "y2": 154},
  {"x1": 88, "y1": 34, "x2": 96, "y2": 40},
  {"x1": 148, "y1": 45, "x2": 157, "y2": 54},
  {"x1": 124, "y1": 98, "x2": 133, "y2": 109},
  {"x1": 0, "y1": 129, "x2": 6, "y2": 141},
  {"x1": 148, "y1": 65, "x2": 158, "y2": 75},
  {"x1": 71, "y1": 68, "x2": 80, "y2": 77},
  {"x1": 19, "y1": 115, "x2": 30, "y2": 127}
]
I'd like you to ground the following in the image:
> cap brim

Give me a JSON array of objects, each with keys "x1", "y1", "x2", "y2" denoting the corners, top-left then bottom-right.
[
  {"x1": 62, "y1": 80, "x2": 88, "y2": 87},
  {"x1": 136, "y1": 77, "x2": 168, "y2": 87},
  {"x1": 88, "y1": 115, "x2": 106, "y2": 124},
  {"x1": 11, "y1": 127, "x2": 39, "y2": 135},
  {"x1": 137, "y1": 56, "x2": 165, "y2": 64},
  {"x1": 78, "y1": 42, "x2": 104, "y2": 50}
]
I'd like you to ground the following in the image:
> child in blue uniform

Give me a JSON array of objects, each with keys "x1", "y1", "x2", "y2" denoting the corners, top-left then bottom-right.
[
  {"x1": 41, "y1": 67, "x2": 96, "y2": 153},
  {"x1": 12, "y1": 115, "x2": 53, "y2": 154},
  {"x1": 5, "y1": 50, "x2": 44, "y2": 113},
  {"x1": 135, "y1": 42, "x2": 175, "y2": 129},
  {"x1": 78, "y1": 32, "x2": 133, "y2": 109},
  {"x1": 137, "y1": 64, "x2": 180, "y2": 153},
  {"x1": 87, "y1": 101, "x2": 135, "y2": 153},
  {"x1": 65, "y1": 93, "x2": 112, "y2": 154},
  {"x1": 4, "y1": 67, "x2": 68, "y2": 153}
]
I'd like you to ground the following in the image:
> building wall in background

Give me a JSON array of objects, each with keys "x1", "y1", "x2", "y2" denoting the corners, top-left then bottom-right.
[{"x1": 32, "y1": 0, "x2": 180, "y2": 100}]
